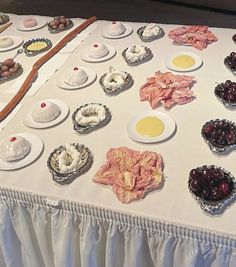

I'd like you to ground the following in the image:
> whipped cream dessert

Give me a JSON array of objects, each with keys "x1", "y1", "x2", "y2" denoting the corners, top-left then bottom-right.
[
  {"x1": 103, "y1": 68, "x2": 128, "y2": 91},
  {"x1": 32, "y1": 101, "x2": 60, "y2": 123},
  {"x1": 64, "y1": 67, "x2": 88, "y2": 86},
  {"x1": 106, "y1": 21, "x2": 126, "y2": 36},
  {"x1": 75, "y1": 103, "x2": 106, "y2": 126},
  {"x1": 23, "y1": 17, "x2": 38, "y2": 28},
  {"x1": 125, "y1": 45, "x2": 147, "y2": 63},
  {"x1": 0, "y1": 37, "x2": 14, "y2": 48},
  {"x1": 87, "y1": 43, "x2": 109, "y2": 59},
  {"x1": 142, "y1": 23, "x2": 163, "y2": 38},
  {"x1": 0, "y1": 136, "x2": 31, "y2": 162},
  {"x1": 57, "y1": 144, "x2": 82, "y2": 173}
]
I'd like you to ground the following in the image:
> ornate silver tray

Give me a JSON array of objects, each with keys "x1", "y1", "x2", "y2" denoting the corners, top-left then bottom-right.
[
  {"x1": 47, "y1": 19, "x2": 73, "y2": 33},
  {"x1": 0, "y1": 63, "x2": 23, "y2": 84},
  {"x1": 188, "y1": 165, "x2": 236, "y2": 215},
  {"x1": 72, "y1": 103, "x2": 112, "y2": 134},
  {"x1": 23, "y1": 38, "x2": 52, "y2": 56},
  {"x1": 122, "y1": 46, "x2": 153, "y2": 65},
  {"x1": 201, "y1": 119, "x2": 236, "y2": 154},
  {"x1": 137, "y1": 26, "x2": 164, "y2": 42},
  {"x1": 99, "y1": 72, "x2": 133, "y2": 95},
  {"x1": 47, "y1": 143, "x2": 93, "y2": 184}
]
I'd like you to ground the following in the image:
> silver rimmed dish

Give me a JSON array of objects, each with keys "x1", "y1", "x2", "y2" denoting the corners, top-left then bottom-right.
[
  {"x1": 137, "y1": 26, "x2": 164, "y2": 42},
  {"x1": 188, "y1": 165, "x2": 236, "y2": 214},
  {"x1": 47, "y1": 143, "x2": 93, "y2": 184},
  {"x1": 23, "y1": 38, "x2": 52, "y2": 56},
  {"x1": 0, "y1": 63, "x2": 23, "y2": 84},
  {"x1": 72, "y1": 103, "x2": 111, "y2": 134},
  {"x1": 99, "y1": 72, "x2": 133, "y2": 95},
  {"x1": 122, "y1": 46, "x2": 153, "y2": 65},
  {"x1": 47, "y1": 18, "x2": 73, "y2": 33},
  {"x1": 201, "y1": 119, "x2": 236, "y2": 154}
]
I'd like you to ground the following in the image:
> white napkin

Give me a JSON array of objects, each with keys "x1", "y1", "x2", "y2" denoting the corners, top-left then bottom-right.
[
  {"x1": 0, "y1": 102, "x2": 23, "y2": 132},
  {"x1": 6, "y1": 54, "x2": 68, "y2": 96}
]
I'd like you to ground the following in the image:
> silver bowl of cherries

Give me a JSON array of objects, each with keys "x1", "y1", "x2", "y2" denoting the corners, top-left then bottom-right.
[
  {"x1": 215, "y1": 80, "x2": 236, "y2": 108},
  {"x1": 188, "y1": 165, "x2": 236, "y2": 214}
]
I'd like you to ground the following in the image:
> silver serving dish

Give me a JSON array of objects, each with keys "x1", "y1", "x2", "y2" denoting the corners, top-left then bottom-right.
[
  {"x1": 47, "y1": 143, "x2": 93, "y2": 184},
  {"x1": 0, "y1": 63, "x2": 23, "y2": 84},
  {"x1": 47, "y1": 19, "x2": 73, "y2": 33},
  {"x1": 188, "y1": 165, "x2": 236, "y2": 214},
  {"x1": 23, "y1": 38, "x2": 52, "y2": 56},
  {"x1": 99, "y1": 72, "x2": 133, "y2": 95},
  {"x1": 201, "y1": 119, "x2": 236, "y2": 154},
  {"x1": 122, "y1": 46, "x2": 153, "y2": 65},
  {"x1": 72, "y1": 103, "x2": 112, "y2": 134},
  {"x1": 0, "y1": 13, "x2": 9, "y2": 25},
  {"x1": 137, "y1": 26, "x2": 164, "y2": 42},
  {"x1": 214, "y1": 87, "x2": 236, "y2": 109}
]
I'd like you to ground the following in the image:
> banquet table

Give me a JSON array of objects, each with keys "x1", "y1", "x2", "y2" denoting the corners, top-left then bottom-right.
[{"x1": 0, "y1": 13, "x2": 236, "y2": 267}]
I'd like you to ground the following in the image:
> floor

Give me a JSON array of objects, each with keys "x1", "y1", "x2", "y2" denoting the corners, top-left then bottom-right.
[{"x1": 0, "y1": 0, "x2": 235, "y2": 28}]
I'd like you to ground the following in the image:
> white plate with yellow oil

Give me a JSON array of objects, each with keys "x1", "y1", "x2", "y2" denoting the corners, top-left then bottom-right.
[
  {"x1": 165, "y1": 51, "x2": 203, "y2": 72},
  {"x1": 127, "y1": 111, "x2": 176, "y2": 143}
]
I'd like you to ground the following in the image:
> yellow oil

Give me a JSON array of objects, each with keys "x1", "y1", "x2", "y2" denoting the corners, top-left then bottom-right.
[
  {"x1": 136, "y1": 116, "x2": 164, "y2": 137},
  {"x1": 172, "y1": 55, "x2": 195, "y2": 68},
  {"x1": 27, "y1": 42, "x2": 47, "y2": 51}
]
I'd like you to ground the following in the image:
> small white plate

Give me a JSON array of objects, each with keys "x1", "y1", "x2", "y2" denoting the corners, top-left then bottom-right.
[
  {"x1": 16, "y1": 17, "x2": 47, "y2": 31},
  {"x1": 127, "y1": 111, "x2": 176, "y2": 143},
  {"x1": 80, "y1": 44, "x2": 116, "y2": 63},
  {"x1": 101, "y1": 23, "x2": 133, "y2": 39},
  {"x1": 56, "y1": 66, "x2": 96, "y2": 89},
  {"x1": 0, "y1": 35, "x2": 23, "y2": 52},
  {"x1": 0, "y1": 133, "x2": 43, "y2": 170},
  {"x1": 23, "y1": 99, "x2": 69, "y2": 129},
  {"x1": 165, "y1": 51, "x2": 203, "y2": 72}
]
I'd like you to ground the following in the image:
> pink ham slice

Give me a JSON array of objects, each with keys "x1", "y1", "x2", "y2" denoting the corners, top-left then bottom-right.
[
  {"x1": 140, "y1": 71, "x2": 195, "y2": 109},
  {"x1": 168, "y1": 25, "x2": 218, "y2": 50},
  {"x1": 93, "y1": 147, "x2": 163, "y2": 204}
]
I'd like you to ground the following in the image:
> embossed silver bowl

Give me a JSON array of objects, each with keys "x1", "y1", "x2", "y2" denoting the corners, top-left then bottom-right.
[
  {"x1": 201, "y1": 119, "x2": 236, "y2": 154},
  {"x1": 188, "y1": 165, "x2": 236, "y2": 214},
  {"x1": 137, "y1": 26, "x2": 164, "y2": 42},
  {"x1": 72, "y1": 103, "x2": 112, "y2": 134},
  {"x1": 122, "y1": 46, "x2": 153, "y2": 65},
  {"x1": 99, "y1": 72, "x2": 133, "y2": 95},
  {"x1": 47, "y1": 143, "x2": 93, "y2": 184},
  {"x1": 47, "y1": 18, "x2": 73, "y2": 33},
  {"x1": 23, "y1": 38, "x2": 52, "y2": 56},
  {"x1": 0, "y1": 63, "x2": 23, "y2": 84}
]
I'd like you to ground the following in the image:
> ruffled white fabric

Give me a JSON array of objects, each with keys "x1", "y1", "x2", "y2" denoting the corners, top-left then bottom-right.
[{"x1": 0, "y1": 187, "x2": 235, "y2": 267}]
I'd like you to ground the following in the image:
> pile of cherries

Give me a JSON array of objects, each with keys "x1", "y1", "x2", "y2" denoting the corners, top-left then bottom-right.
[
  {"x1": 215, "y1": 80, "x2": 236, "y2": 104},
  {"x1": 202, "y1": 119, "x2": 236, "y2": 148},
  {"x1": 189, "y1": 166, "x2": 233, "y2": 201},
  {"x1": 48, "y1": 16, "x2": 72, "y2": 31},
  {"x1": 0, "y1": 58, "x2": 21, "y2": 80},
  {"x1": 224, "y1": 52, "x2": 236, "y2": 73}
]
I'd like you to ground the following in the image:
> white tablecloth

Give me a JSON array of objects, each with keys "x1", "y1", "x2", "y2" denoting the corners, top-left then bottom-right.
[{"x1": 0, "y1": 13, "x2": 235, "y2": 267}]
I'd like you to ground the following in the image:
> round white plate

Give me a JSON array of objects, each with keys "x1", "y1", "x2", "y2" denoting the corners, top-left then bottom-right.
[
  {"x1": 0, "y1": 133, "x2": 43, "y2": 170},
  {"x1": 16, "y1": 17, "x2": 47, "y2": 31},
  {"x1": 0, "y1": 35, "x2": 23, "y2": 52},
  {"x1": 101, "y1": 23, "x2": 133, "y2": 39},
  {"x1": 165, "y1": 51, "x2": 203, "y2": 72},
  {"x1": 80, "y1": 44, "x2": 116, "y2": 63},
  {"x1": 56, "y1": 66, "x2": 96, "y2": 89},
  {"x1": 23, "y1": 99, "x2": 69, "y2": 129},
  {"x1": 127, "y1": 111, "x2": 176, "y2": 143}
]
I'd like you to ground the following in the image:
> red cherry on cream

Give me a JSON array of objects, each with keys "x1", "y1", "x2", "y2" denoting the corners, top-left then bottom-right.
[
  {"x1": 73, "y1": 67, "x2": 79, "y2": 71},
  {"x1": 10, "y1": 137, "x2": 16, "y2": 142},
  {"x1": 93, "y1": 44, "x2": 98, "y2": 48},
  {"x1": 41, "y1": 103, "x2": 46, "y2": 108}
]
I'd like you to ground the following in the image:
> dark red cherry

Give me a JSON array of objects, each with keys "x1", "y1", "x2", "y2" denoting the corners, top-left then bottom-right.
[
  {"x1": 93, "y1": 44, "x2": 98, "y2": 48},
  {"x1": 203, "y1": 124, "x2": 214, "y2": 135},
  {"x1": 10, "y1": 137, "x2": 16, "y2": 142},
  {"x1": 201, "y1": 187, "x2": 211, "y2": 200},
  {"x1": 189, "y1": 178, "x2": 202, "y2": 193},
  {"x1": 189, "y1": 169, "x2": 201, "y2": 179},
  {"x1": 212, "y1": 169, "x2": 224, "y2": 180},
  {"x1": 219, "y1": 181, "x2": 230, "y2": 196},
  {"x1": 73, "y1": 67, "x2": 79, "y2": 71},
  {"x1": 227, "y1": 93, "x2": 235, "y2": 102},
  {"x1": 41, "y1": 103, "x2": 46, "y2": 108},
  {"x1": 226, "y1": 131, "x2": 236, "y2": 144},
  {"x1": 211, "y1": 187, "x2": 222, "y2": 201}
]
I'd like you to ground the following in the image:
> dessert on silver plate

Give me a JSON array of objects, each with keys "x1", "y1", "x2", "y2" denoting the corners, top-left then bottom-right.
[
  {"x1": 137, "y1": 23, "x2": 164, "y2": 41},
  {"x1": 0, "y1": 58, "x2": 23, "y2": 83},
  {"x1": 201, "y1": 119, "x2": 236, "y2": 154},
  {"x1": 47, "y1": 143, "x2": 93, "y2": 184},
  {"x1": 72, "y1": 103, "x2": 111, "y2": 134},
  {"x1": 99, "y1": 66, "x2": 133, "y2": 95},
  {"x1": 23, "y1": 38, "x2": 52, "y2": 56},
  {"x1": 188, "y1": 165, "x2": 236, "y2": 214},
  {"x1": 122, "y1": 44, "x2": 153, "y2": 65},
  {"x1": 47, "y1": 16, "x2": 73, "y2": 33}
]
